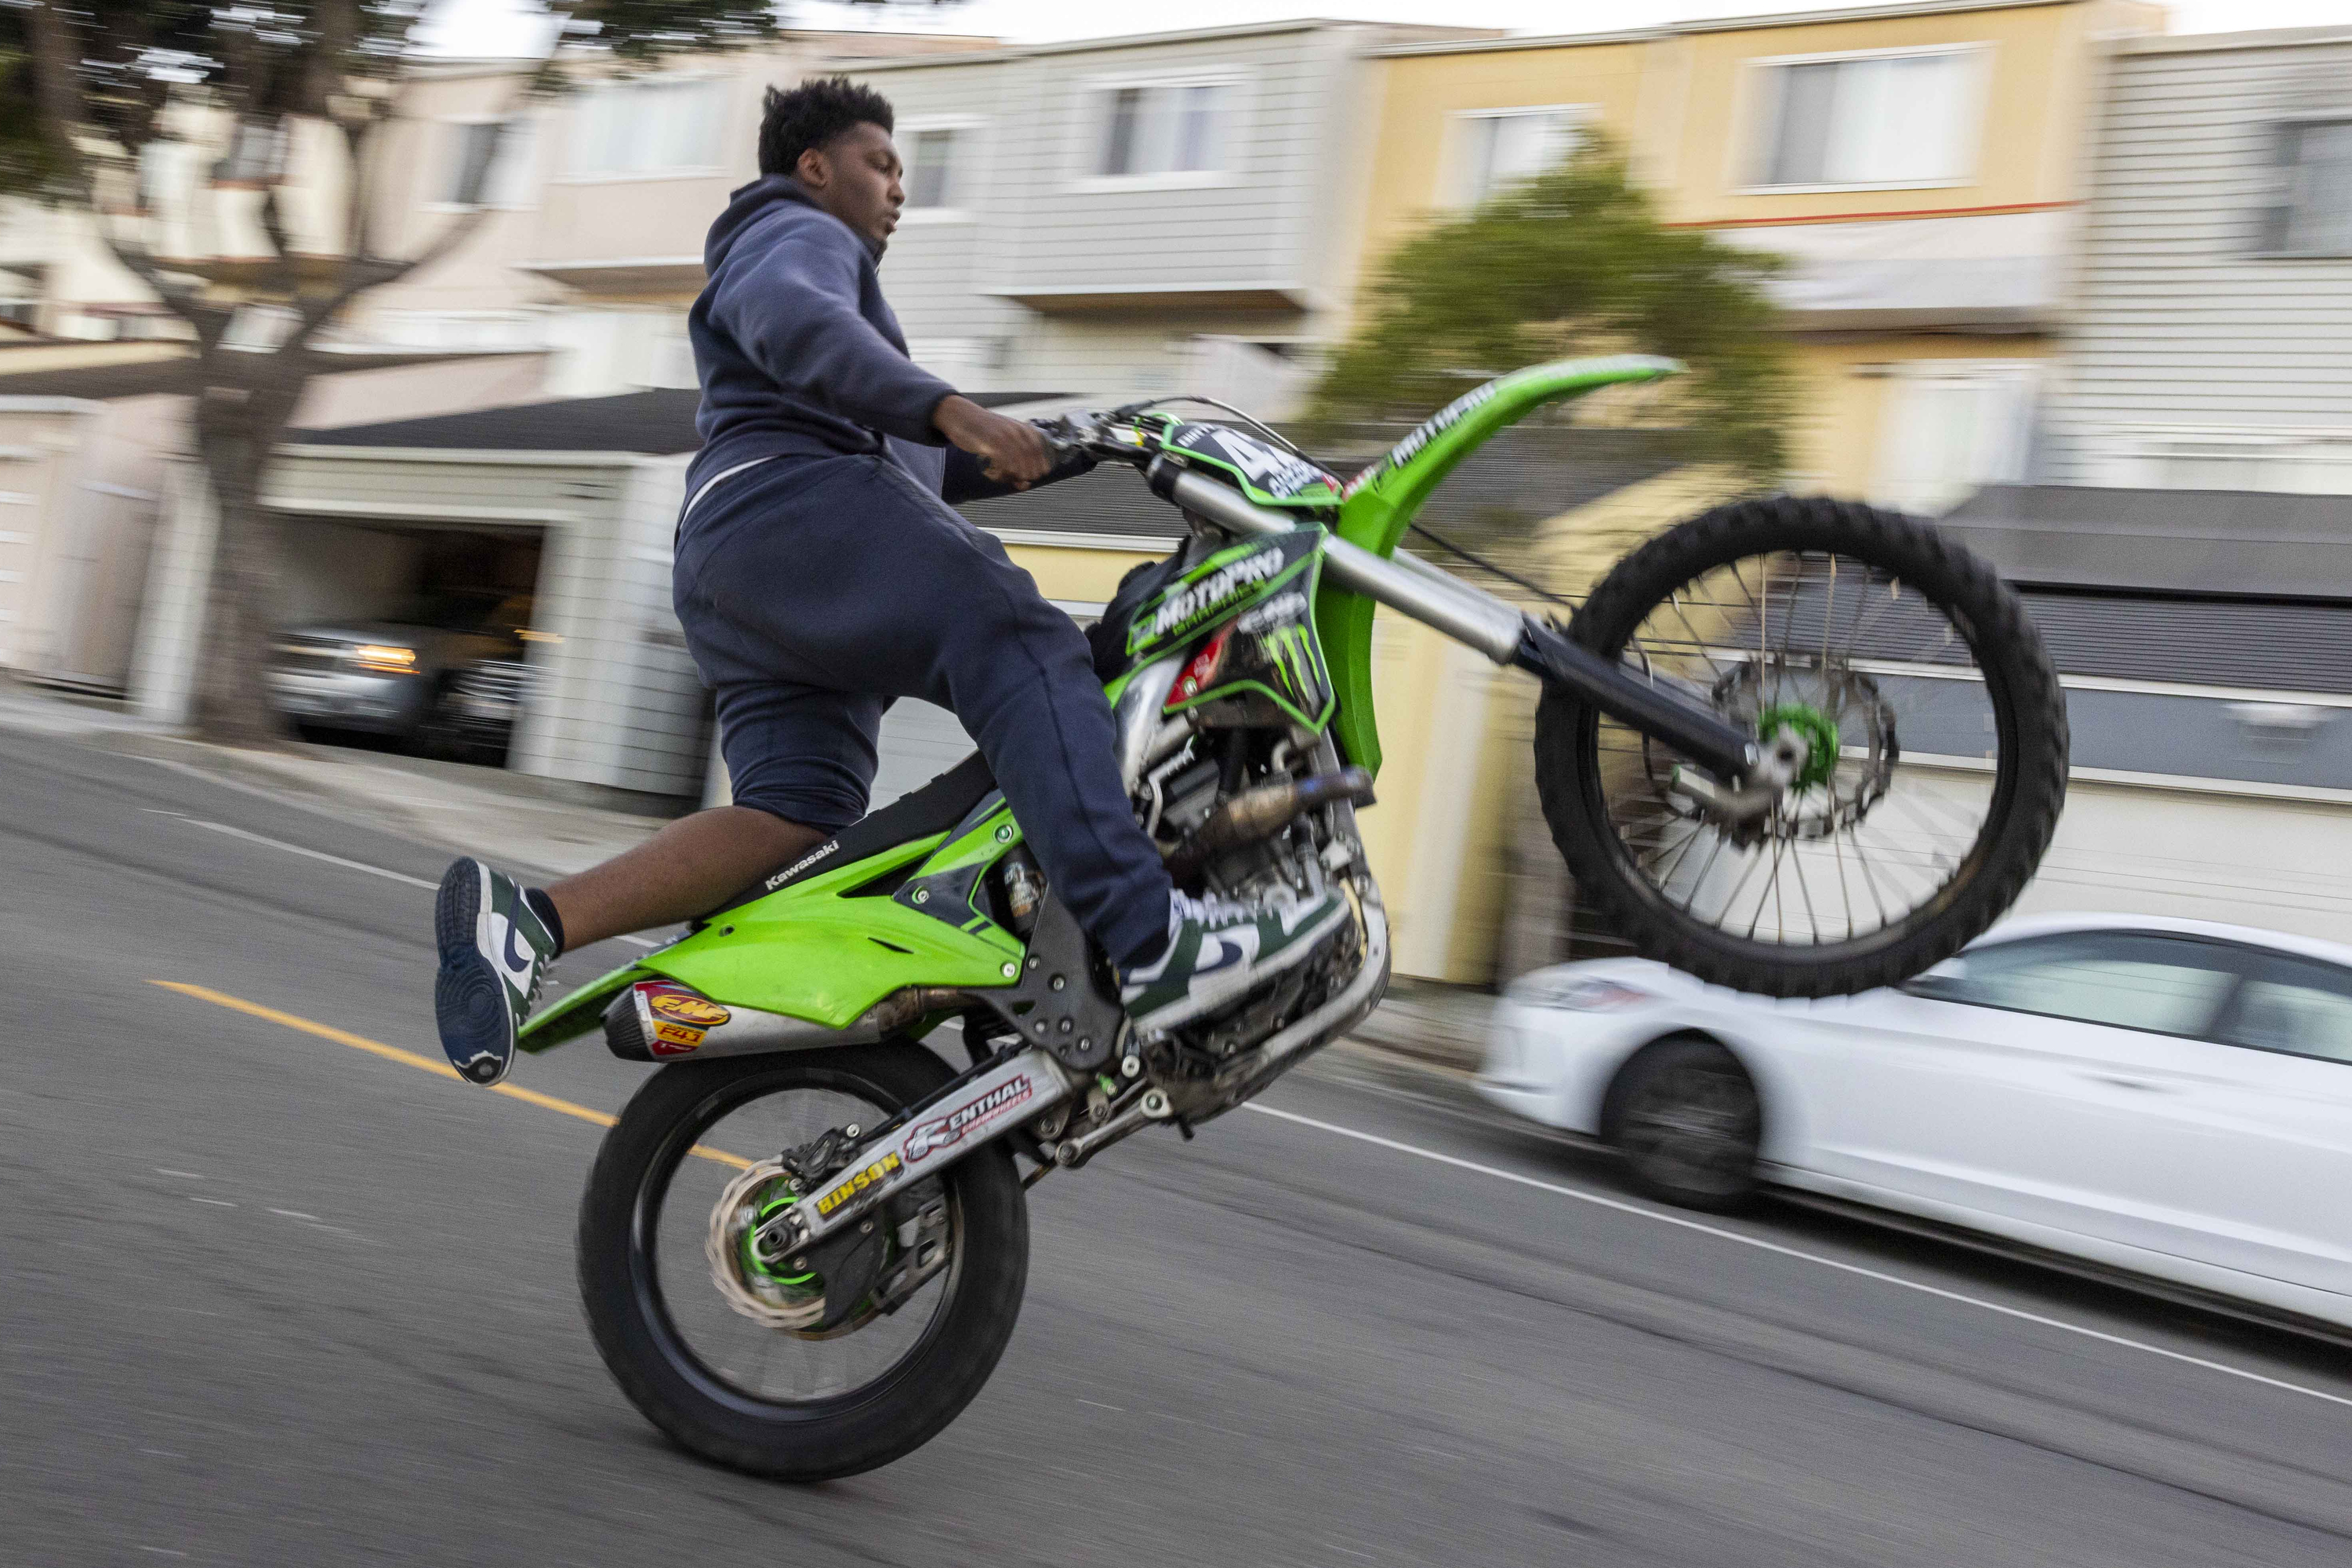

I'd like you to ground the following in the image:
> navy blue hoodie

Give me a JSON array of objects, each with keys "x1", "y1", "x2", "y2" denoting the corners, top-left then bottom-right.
[{"x1": 686, "y1": 176, "x2": 957, "y2": 498}]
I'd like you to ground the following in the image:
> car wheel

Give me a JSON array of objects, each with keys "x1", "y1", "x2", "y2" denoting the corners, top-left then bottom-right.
[{"x1": 1604, "y1": 1036, "x2": 1762, "y2": 1212}]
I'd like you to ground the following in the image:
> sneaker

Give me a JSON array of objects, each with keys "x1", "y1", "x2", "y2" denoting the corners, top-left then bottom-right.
[
  {"x1": 1120, "y1": 885, "x2": 1350, "y2": 1034},
  {"x1": 434, "y1": 857, "x2": 559, "y2": 1087}
]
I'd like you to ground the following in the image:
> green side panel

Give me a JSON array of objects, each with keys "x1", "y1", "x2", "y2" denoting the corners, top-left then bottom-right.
[
  {"x1": 517, "y1": 958, "x2": 655, "y2": 1053},
  {"x1": 641, "y1": 822, "x2": 1023, "y2": 1029},
  {"x1": 1320, "y1": 354, "x2": 1685, "y2": 777}
]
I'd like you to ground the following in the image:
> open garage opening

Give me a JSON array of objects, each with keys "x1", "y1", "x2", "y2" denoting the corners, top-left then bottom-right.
[{"x1": 267, "y1": 518, "x2": 547, "y2": 770}]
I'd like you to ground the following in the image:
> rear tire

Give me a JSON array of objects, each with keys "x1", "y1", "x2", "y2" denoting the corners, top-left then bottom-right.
[
  {"x1": 1537, "y1": 495, "x2": 2067, "y2": 997},
  {"x1": 578, "y1": 1043, "x2": 1028, "y2": 1480}
]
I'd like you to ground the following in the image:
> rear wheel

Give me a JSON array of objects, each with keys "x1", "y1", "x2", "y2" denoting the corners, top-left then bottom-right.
[
  {"x1": 1537, "y1": 496, "x2": 2067, "y2": 998},
  {"x1": 1606, "y1": 1036, "x2": 1762, "y2": 1211},
  {"x1": 577, "y1": 1042, "x2": 1028, "y2": 1480}
]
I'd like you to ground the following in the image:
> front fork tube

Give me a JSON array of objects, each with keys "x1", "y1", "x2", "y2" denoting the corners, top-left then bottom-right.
[{"x1": 1153, "y1": 464, "x2": 1766, "y2": 786}]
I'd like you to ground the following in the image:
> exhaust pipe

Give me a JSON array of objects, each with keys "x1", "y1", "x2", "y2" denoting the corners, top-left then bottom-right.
[
  {"x1": 1164, "y1": 767, "x2": 1375, "y2": 880},
  {"x1": 605, "y1": 980, "x2": 967, "y2": 1062}
]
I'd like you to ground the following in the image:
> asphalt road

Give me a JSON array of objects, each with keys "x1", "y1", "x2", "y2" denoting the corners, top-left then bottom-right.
[{"x1": 8, "y1": 734, "x2": 2352, "y2": 1568}]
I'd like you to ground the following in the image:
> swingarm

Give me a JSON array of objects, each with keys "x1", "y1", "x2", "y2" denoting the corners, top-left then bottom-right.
[{"x1": 1150, "y1": 463, "x2": 1784, "y2": 793}]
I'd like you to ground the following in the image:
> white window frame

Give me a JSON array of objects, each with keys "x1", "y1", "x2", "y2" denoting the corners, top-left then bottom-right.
[
  {"x1": 557, "y1": 74, "x2": 731, "y2": 185},
  {"x1": 1068, "y1": 67, "x2": 1251, "y2": 194},
  {"x1": 1734, "y1": 42, "x2": 1993, "y2": 196},
  {"x1": 1442, "y1": 102, "x2": 1596, "y2": 209},
  {"x1": 897, "y1": 115, "x2": 985, "y2": 225},
  {"x1": 426, "y1": 113, "x2": 541, "y2": 213},
  {"x1": 2262, "y1": 114, "x2": 2352, "y2": 259}
]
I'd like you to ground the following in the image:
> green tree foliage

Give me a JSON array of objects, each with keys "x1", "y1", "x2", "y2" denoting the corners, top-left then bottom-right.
[{"x1": 1316, "y1": 142, "x2": 1792, "y2": 481}]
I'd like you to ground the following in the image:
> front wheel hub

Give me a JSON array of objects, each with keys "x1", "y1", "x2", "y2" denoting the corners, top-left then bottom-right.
[{"x1": 1755, "y1": 702, "x2": 1840, "y2": 793}]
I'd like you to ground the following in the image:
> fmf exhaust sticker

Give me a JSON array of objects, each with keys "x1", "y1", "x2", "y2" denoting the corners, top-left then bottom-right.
[
  {"x1": 903, "y1": 1076, "x2": 1034, "y2": 1164},
  {"x1": 648, "y1": 991, "x2": 729, "y2": 1028},
  {"x1": 815, "y1": 1151, "x2": 904, "y2": 1217}
]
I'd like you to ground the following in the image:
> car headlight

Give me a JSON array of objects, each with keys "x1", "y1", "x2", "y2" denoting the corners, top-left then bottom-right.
[
  {"x1": 1507, "y1": 974, "x2": 1655, "y2": 1011},
  {"x1": 350, "y1": 644, "x2": 417, "y2": 673}
]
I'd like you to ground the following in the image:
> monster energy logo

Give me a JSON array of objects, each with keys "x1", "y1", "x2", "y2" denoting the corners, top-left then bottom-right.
[
  {"x1": 1145, "y1": 550, "x2": 1284, "y2": 642},
  {"x1": 1255, "y1": 621, "x2": 1329, "y2": 717}
]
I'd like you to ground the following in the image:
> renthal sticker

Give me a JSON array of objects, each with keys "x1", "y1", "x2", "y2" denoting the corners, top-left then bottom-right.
[
  {"x1": 1142, "y1": 550, "x2": 1284, "y2": 644},
  {"x1": 648, "y1": 991, "x2": 729, "y2": 1028},
  {"x1": 648, "y1": 1020, "x2": 707, "y2": 1056},
  {"x1": 815, "y1": 1151, "x2": 905, "y2": 1217},
  {"x1": 1341, "y1": 381, "x2": 1501, "y2": 498},
  {"x1": 903, "y1": 1076, "x2": 1035, "y2": 1164},
  {"x1": 1236, "y1": 588, "x2": 1309, "y2": 634}
]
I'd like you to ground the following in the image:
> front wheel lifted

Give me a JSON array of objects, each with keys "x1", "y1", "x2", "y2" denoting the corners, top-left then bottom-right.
[
  {"x1": 1537, "y1": 496, "x2": 2068, "y2": 998},
  {"x1": 578, "y1": 1042, "x2": 1028, "y2": 1480}
]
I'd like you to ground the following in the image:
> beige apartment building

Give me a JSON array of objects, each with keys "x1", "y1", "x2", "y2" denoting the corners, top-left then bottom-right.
[{"x1": 1354, "y1": 0, "x2": 2170, "y2": 513}]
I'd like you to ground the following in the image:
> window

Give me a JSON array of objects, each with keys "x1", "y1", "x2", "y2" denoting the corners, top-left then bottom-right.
[
  {"x1": 2220, "y1": 954, "x2": 2352, "y2": 1063},
  {"x1": 568, "y1": 77, "x2": 727, "y2": 178},
  {"x1": 2265, "y1": 121, "x2": 2352, "y2": 256},
  {"x1": 1871, "y1": 360, "x2": 2040, "y2": 514},
  {"x1": 1751, "y1": 48, "x2": 1981, "y2": 190},
  {"x1": 443, "y1": 118, "x2": 536, "y2": 208},
  {"x1": 1907, "y1": 931, "x2": 2239, "y2": 1036},
  {"x1": 904, "y1": 126, "x2": 969, "y2": 212},
  {"x1": 1451, "y1": 106, "x2": 1588, "y2": 207},
  {"x1": 1086, "y1": 79, "x2": 1232, "y2": 182}
]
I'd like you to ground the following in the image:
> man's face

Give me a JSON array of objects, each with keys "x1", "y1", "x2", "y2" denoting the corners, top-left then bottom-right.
[{"x1": 797, "y1": 122, "x2": 904, "y2": 252}]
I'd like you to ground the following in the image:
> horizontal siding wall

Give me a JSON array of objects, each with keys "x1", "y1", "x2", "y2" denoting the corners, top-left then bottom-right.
[
  {"x1": 2044, "y1": 36, "x2": 2352, "y2": 478},
  {"x1": 830, "y1": 27, "x2": 1360, "y2": 398}
]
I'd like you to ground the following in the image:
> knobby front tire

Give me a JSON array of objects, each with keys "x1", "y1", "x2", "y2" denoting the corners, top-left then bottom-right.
[{"x1": 1536, "y1": 495, "x2": 2068, "y2": 998}]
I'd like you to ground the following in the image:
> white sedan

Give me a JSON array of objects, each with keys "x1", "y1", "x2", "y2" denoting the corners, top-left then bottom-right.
[{"x1": 1476, "y1": 913, "x2": 2352, "y2": 1332}]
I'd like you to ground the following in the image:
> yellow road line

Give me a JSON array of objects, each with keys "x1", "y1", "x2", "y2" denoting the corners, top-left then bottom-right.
[{"x1": 149, "y1": 981, "x2": 750, "y2": 1170}]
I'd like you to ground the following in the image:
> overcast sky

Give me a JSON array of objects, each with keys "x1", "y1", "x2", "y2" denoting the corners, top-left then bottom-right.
[{"x1": 410, "y1": 0, "x2": 2352, "y2": 58}]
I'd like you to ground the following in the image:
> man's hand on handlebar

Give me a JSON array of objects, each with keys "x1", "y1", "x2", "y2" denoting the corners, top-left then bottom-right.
[{"x1": 933, "y1": 394, "x2": 1053, "y2": 488}]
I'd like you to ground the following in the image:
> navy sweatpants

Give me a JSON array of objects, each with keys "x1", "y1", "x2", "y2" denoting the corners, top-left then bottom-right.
[{"x1": 673, "y1": 451, "x2": 1173, "y2": 969}]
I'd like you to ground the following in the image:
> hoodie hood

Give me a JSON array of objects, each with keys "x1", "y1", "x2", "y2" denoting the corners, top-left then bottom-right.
[{"x1": 706, "y1": 176, "x2": 882, "y2": 273}]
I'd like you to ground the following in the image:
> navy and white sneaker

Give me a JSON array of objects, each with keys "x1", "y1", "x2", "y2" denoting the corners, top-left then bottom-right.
[
  {"x1": 1120, "y1": 885, "x2": 1350, "y2": 1035},
  {"x1": 434, "y1": 857, "x2": 559, "y2": 1086}
]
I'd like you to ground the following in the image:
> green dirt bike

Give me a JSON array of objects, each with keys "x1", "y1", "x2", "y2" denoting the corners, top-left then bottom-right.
[{"x1": 521, "y1": 355, "x2": 2068, "y2": 1479}]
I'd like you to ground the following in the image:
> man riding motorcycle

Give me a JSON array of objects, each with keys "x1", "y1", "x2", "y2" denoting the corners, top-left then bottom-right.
[{"x1": 432, "y1": 76, "x2": 1344, "y2": 1084}]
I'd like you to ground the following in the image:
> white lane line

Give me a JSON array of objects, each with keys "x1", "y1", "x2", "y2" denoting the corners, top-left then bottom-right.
[
  {"x1": 1243, "y1": 1102, "x2": 2352, "y2": 1412},
  {"x1": 188, "y1": 1197, "x2": 236, "y2": 1208},
  {"x1": 152, "y1": 811, "x2": 665, "y2": 947},
  {"x1": 154, "y1": 1169, "x2": 205, "y2": 1179},
  {"x1": 158, "y1": 811, "x2": 439, "y2": 890}
]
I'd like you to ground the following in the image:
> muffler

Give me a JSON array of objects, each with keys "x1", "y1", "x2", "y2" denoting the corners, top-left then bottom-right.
[{"x1": 604, "y1": 979, "x2": 966, "y2": 1062}]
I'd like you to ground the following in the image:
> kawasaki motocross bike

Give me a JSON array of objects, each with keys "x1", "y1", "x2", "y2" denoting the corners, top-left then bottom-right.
[{"x1": 519, "y1": 356, "x2": 2067, "y2": 1479}]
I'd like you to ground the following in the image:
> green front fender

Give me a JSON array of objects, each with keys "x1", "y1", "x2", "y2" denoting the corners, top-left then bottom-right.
[{"x1": 1317, "y1": 354, "x2": 1682, "y2": 777}]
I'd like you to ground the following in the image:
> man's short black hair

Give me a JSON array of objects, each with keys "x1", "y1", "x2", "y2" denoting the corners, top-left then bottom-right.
[{"x1": 758, "y1": 76, "x2": 895, "y2": 178}]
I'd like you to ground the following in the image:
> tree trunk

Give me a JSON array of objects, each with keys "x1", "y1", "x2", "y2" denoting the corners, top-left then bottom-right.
[{"x1": 187, "y1": 347, "x2": 313, "y2": 747}]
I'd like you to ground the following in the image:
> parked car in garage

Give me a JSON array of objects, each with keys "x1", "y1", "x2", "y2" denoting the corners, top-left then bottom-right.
[
  {"x1": 1477, "y1": 914, "x2": 2352, "y2": 1331},
  {"x1": 421, "y1": 655, "x2": 535, "y2": 764},
  {"x1": 267, "y1": 591, "x2": 532, "y2": 748}
]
